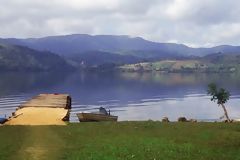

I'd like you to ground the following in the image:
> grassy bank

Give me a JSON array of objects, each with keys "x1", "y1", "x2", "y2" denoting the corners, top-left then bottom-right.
[{"x1": 0, "y1": 122, "x2": 240, "y2": 160}]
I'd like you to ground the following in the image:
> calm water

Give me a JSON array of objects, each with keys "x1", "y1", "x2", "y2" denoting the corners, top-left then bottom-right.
[{"x1": 0, "y1": 71, "x2": 240, "y2": 122}]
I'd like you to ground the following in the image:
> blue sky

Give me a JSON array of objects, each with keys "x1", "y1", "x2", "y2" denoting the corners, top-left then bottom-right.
[{"x1": 0, "y1": 0, "x2": 239, "y2": 47}]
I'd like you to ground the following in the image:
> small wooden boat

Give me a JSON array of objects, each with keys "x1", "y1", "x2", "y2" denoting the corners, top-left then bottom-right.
[
  {"x1": 77, "y1": 107, "x2": 118, "y2": 122},
  {"x1": 77, "y1": 113, "x2": 118, "y2": 122}
]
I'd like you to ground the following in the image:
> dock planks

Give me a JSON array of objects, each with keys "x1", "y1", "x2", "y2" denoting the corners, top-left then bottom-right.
[
  {"x1": 5, "y1": 94, "x2": 71, "y2": 125},
  {"x1": 20, "y1": 94, "x2": 71, "y2": 109}
]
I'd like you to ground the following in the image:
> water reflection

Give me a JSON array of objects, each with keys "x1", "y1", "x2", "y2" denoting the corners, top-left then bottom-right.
[
  {"x1": 0, "y1": 71, "x2": 240, "y2": 121},
  {"x1": 0, "y1": 72, "x2": 69, "y2": 96}
]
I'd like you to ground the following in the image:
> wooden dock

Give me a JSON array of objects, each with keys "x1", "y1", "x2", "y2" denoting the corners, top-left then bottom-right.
[
  {"x1": 19, "y1": 94, "x2": 71, "y2": 109},
  {"x1": 5, "y1": 94, "x2": 71, "y2": 125}
]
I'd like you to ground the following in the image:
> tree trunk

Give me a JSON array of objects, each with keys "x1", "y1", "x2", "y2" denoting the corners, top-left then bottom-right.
[{"x1": 220, "y1": 103, "x2": 231, "y2": 122}]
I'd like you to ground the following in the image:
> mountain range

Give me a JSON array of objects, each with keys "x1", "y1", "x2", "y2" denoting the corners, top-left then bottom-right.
[
  {"x1": 1, "y1": 34, "x2": 240, "y2": 71},
  {"x1": 1, "y1": 34, "x2": 240, "y2": 57}
]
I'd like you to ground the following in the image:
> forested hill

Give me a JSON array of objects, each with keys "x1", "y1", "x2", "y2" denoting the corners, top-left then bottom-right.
[{"x1": 0, "y1": 43, "x2": 73, "y2": 71}]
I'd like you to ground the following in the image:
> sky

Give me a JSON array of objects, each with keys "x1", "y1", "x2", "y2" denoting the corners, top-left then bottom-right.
[{"x1": 0, "y1": 0, "x2": 240, "y2": 47}]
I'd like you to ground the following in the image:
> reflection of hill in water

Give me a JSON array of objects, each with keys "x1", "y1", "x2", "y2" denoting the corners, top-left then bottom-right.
[
  {"x1": 65, "y1": 72, "x2": 240, "y2": 106},
  {"x1": 0, "y1": 72, "x2": 69, "y2": 96},
  {"x1": 119, "y1": 72, "x2": 239, "y2": 85},
  {"x1": 119, "y1": 72, "x2": 240, "y2": 92},
  {"x1": 1, "y1": 71, "x2": 240, "y2": 105}
]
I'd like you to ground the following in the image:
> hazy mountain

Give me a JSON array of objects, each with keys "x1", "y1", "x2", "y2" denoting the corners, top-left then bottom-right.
[
  {"x1": 0, "y1": 34, "x2": 189, "y2": 57},
  {"x1": 2, "y1": 34, "x2": 240, "y2": 59},
  {"x1": 1, "y1": 34, "x2": 240, "y2": 68},
  {"x1": 0, "y1": 43, "x2": 73, "y2": 71},
  {"x1": 69, "y1": 51, "x2": 142, "y2": 66}
]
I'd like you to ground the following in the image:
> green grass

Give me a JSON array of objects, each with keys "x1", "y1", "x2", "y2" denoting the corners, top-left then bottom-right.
[{"x1": 1, "y1": 122, "x2": 240, "y2": 160}]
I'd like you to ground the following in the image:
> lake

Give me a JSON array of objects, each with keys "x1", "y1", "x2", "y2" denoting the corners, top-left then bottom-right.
[{"x1": 0, "y1": 71, "x2": 240, "y2": 122}]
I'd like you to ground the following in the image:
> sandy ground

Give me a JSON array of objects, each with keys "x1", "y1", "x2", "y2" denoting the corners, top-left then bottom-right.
[{"x1": 5, "y1": 107, "x2": 68, "y2": 125}]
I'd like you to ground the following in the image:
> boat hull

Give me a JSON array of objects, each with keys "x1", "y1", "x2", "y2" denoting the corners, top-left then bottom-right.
[{"x1": 77, "y1": 113, "x2": 118, "y2": 122}]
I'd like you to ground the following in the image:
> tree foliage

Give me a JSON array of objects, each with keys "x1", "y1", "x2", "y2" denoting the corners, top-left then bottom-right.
[{"x1": 207, "y1": 83, "x2": 230, "y2": 105}]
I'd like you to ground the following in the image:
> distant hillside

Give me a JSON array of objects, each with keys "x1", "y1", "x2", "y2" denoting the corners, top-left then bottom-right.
[
  {"x1": 0, "y1": 43, "x2": 73, "y2": 71},
  {"x1": 202, "y1": 52, "x2": 240, "y2": 64},
  {"x1": 2, "y1": 34, "x2": 240, "y2": 59},
  {"x1": 118, "y1": 53, "x2": 240, "y2": 73}
]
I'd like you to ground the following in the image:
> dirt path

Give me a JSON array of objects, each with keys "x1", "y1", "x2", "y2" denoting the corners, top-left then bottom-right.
[{"x1": 10, "y1": 126, "x2": 65, "y2": 160}]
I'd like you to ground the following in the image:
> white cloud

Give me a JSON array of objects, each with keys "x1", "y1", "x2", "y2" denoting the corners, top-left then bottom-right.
[
  {"x1": 165, "y1": 0, "x2": 190, "y2": 20},
  {"x1": 0, "y1": 0, "x2": 240, "y2": 47}
]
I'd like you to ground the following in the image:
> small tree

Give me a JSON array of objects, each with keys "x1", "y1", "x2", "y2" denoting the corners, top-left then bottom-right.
[{"x1": 207, "y1": 83, "x2": 231, "y2": 122}]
